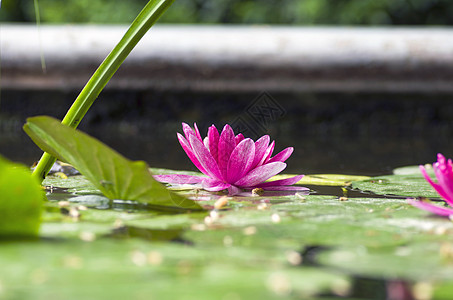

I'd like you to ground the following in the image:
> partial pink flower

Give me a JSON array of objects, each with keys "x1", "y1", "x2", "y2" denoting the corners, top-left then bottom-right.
[
  {"x1": 154, "y1": 123, "x2": 307, "y2": 195},
  {"x1": 408, "y1": 153, "x2": 453, "y2": 216}
]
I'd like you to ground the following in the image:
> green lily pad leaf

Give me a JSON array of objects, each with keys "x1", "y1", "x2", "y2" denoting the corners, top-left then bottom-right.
[
  {"x1": 24, "y1": 116, "x2": 201, "y2": 211},
  {"x1": 272, "y1": 174, "x2": 370, "y2": 186},
  {"x1": 125, "y1": 212, "x2": 207, "y2": 230},
  {"x1": 319, "y1": 242, "x2": 453, "y2": 282},
  {"x1": 40, "y1": 222, "x2": 113, "y2": 239},
  {"x1": 44, "y1": 175, "x2": 102, "y2": 195},
  {"x1": 393, "y1": 164, "x2": 435, "y2": 176},
  {"x1": 67, "y1": 195, "x2": 111, "y2": 208},
  {"x1": 351, "y1": 174, "x2": 438, "y2": 198},
  {"x1": 185, "y1": 199, "x2": 414, "y2": 249},
  {"x1": 0, "y1": 155, "x2": 43, "y2": 238},
  {"x1": 0, "y1": 238, "x2": 350, "y2": 300},
  {"x1": 434, "y1": 281, "x2": 453, "y2": 300}
]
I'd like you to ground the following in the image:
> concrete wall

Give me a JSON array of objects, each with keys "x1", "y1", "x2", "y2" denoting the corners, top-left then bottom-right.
[{"x1": 2, "y1": 25, "x2": 453, "y2": 93}]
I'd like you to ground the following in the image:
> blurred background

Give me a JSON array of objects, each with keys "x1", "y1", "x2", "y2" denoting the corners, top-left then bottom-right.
[
  {"x1": 1, "y1": 0, "x2": 453, "y2": 176},
  {"x1": 1, "y1": 0, "x2": 453, "y2": 25}
]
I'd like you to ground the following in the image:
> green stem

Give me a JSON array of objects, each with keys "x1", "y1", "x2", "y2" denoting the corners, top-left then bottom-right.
[{"x1": 32, "y1": 0, "x2": 175, "y2": 183}]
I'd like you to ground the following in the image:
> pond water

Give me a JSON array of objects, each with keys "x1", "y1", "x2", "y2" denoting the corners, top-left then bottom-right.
[{"x1": 2, "y1": 89, "x2": 453, "y2": 299}]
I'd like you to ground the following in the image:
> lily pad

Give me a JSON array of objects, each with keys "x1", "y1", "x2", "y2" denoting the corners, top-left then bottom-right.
[
  {"x1": 351, "y1": 174, "x2": 438, "y2": 198},
  {"x1": 319, "y1": 242, "x2": 453, "y2": 282},
  {"x1": 0, "y1": 155, "x2": 43, "y2": 238},
  {"x1": 24, "y1": 116, "x2": 201, "y2": 211},
  {"x1": 0, "y1": 238, "x2": 350, "y2": 300},
  {"x1": 271, "y1": 174, "x2": 370, "y2": 186},
  {"x1": 44, "y1": 175, "x2": 102, "y2": 196},
  {"x1": 393, "y1": 164, "x2": 435, "y2": 176}
]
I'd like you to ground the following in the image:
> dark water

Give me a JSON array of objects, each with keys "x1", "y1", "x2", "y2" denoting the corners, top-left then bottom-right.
[{"x1": 2, "y1": 89, "x2": 453, "y2": 176}]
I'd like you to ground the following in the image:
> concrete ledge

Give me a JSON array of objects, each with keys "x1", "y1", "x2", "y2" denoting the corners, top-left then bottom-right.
[{"x1": 2, "y1": 25, "x2": 453, "y2": 93}]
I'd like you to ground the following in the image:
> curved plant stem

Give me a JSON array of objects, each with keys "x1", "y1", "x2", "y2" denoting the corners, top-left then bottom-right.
[{"x1": 32, "y1": 0, "x2": 175, "y2": 183}]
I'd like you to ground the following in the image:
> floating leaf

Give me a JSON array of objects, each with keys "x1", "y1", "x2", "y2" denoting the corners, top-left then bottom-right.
[
  {"x1": 319, "y1": 242, "x2": 453, "y2": 282},
  {"x1": 0, "y1": 238, "x2": 350, "y2": 300},
  {"x1": 24, "y1": 116, "x2": 201, "y2": 211},
  {"x1": 0, "y1": 155, "x2": 43, "y2": 238},
  {"x1": 44, "y1": 175, "x2": 102, "y2": 196},
  {"x1": 272, "y1": 174, "x2": 370, "y2": 186},
  {"x1": 393, "y1": 164, "x2": 435, "y2": 176},
  {"x1": 351, "y1": 174, "x2": 438, "y2": 198}
]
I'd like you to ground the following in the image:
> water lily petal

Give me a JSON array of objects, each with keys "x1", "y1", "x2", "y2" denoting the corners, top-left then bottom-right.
[
  {"x1": 433, "y1": 160, "x2": 453, "y2": 205},
  {"x1": 268, "y1": 147, "x2": 294, "y2": 163},
  {"x1": 263, "y1": 141, "x2": 275, "y2": 164},
  {"x1": 182, "y1": 122, "x2": 196, "y2": 141},
  {"x1": 408, "y1": 199, "x2": 453, "y2": 217},
  {"x1": 228, "y1": 185, "x2": 242, "y2": 195},
  {"x1": 218, "y1": 124, "x2": 235, "y2": 179},
  {"x1": 189, "y1": 135, "x2": 223, "y2": 181},
  {"x1": 420, "y1": 165, "x2": 453, "y2": 206},
  {"x1": 447, "y1": 158, "x2": 453, "y2": 180},
  {"x1": 235, "y1": 162, "x2": 286, "y2": 187},
  {"x1": 202, "y1": 178, "x2": 231, "y2": 192},
  {"x1": 173, "y1": 122, "x2": 305, "y2": 196},
  {"x1": 193, "y1": 123, "x2": 203, "y2": 142},
  {"x1": 208, "y1": 125, "x2": 220, "y2": 163},
  {"x1": 251, "y1": 135, "x2": 270, "y2": 169},
  {"x1": 226, "y1": 138, "x2": 255, "y2": 183},
  {"x1": 153, "y1": 174, "x2": 205, "y2": 184},
  {"x1": 235, "y1": 133, "x2": 245, "y2": 145},
  {"x1": 203, "y1": 136, "x2": 209, "y2": 149},
  {"x1": 255, "y1": 174, "x2": 304, "y2": 188},
  {"x1": 177, "y1": 133, "x2": 209, "y2": 176}
]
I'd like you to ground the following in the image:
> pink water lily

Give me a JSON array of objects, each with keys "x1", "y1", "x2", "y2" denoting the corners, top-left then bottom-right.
[
  {"x1": 154, "y1": 123, "x2": 307, "y2": 195},
  {"x1": 408, "y1": 153, "x2": 453, "y2": 216}
]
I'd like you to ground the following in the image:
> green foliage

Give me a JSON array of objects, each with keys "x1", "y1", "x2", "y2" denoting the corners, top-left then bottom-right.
[
  {"x1": 3, "y1": 0, "x2": 453, "y2": 25},
  {"x1": 0, "y1": 155, "x2": 43, "y2": 238},
  {"x1": 24, "y1": 116, "x2": 201, "y2": 210}
]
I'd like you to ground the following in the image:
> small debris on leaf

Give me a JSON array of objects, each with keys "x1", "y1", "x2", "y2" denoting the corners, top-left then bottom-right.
[
  {"x1": 257, "y1": 203, "x2": 269, "y2": 210},
  {"x1": 271, "y1": 213, "x2": 281, "y2": 223},
  {"x1": 77, "y1": 205, "x2": 88, "y2": 211},
  {"x1": 130, "y1": 250, "x2": 147, "y2": 267},
  {"x1": 223, "y1": 235, "x2": 233, "y2": 247},
  {"x1": 243, "y1": 226, "x2": 257, "y2": 236},
  {"x1": 148, "y1": 251, "x2": 163, "y2": 266},
  {"x1": 285, "y1": 250, "x2": 302, "y2": 265},
  {"x1": 58, "y1": 201, "x2": 70, "y2": 208},
  {"x1": 295, "y1": 193, "x2": 306, "y2": 201},
  {"x1": 79, "y1": 231, "x2": 96, "y2": 242},
  {"x1": 214, "y1": 196, "x2": 229, "y2": 209},
  {"x1": 190, "y1": 223, "x2": 206, "y2": 231},
  {"x1": 267, "y1": 272, "x2": 292, "y2": 296},
  {"x1": 252, "y1": 188, "x2": 264, "y2": 196},
  {"x1": 68, "y1": 207, "x2": 81, "y2": 219}
]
